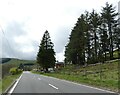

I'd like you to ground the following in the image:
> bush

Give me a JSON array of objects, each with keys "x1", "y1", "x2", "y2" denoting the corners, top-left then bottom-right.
[{"x1": 9, "y1": 67, "x2": 22, "y2": 75}]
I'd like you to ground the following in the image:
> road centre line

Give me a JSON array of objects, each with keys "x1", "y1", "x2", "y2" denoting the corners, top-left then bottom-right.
[
  {"x1": 38, "y1": 78, "x2": 41, "y2": 80},
  {"x1": 49, "y1": 84, "x2": 58, "y2": 90}
]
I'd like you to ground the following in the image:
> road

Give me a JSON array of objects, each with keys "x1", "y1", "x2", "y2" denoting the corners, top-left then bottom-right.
[{"x1": 10, "y1": 71, "x2": 117, "y2": 94}]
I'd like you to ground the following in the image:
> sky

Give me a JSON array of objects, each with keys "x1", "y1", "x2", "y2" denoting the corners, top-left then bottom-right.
[{"x1": 0, "y1": 0, "x2": 119, "y2": 62}]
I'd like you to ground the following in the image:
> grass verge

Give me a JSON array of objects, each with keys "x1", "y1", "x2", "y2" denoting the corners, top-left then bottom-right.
[
  {"x1": 0, "y1": 79, "x2": 2, "y2": 94},
  {"x1": 32, "y1": 60, "x2": 119, "y2": 93},
  {"x1": 32, "y1": 71, "x2": 118, "y2": 92},
  {"x1": 2, "y1": 73, "x2": 22, "y2": 93}
]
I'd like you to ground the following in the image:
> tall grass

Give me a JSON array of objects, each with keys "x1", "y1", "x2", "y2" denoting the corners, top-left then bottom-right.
[{"x1": 2, "y1": 73, "x2": 22, "y2": 93}]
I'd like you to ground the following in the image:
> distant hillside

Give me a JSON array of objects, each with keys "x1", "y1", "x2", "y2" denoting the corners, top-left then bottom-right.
[
  {"x1": 0, "y1": 58, "x2": 36, "y2": 65},
  {"x1": 1, "y1": 58, "x2": 36, "y2": 78},
  {"x1": 0, "y1": 58, "x2": 11, "y2": 64}
]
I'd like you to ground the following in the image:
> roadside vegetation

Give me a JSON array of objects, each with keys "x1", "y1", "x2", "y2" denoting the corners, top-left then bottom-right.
[
  {"x1": 0, "y1": 79, "x2": 2, "y2": 94},
  {"x1": 34, "y1": 2, "x2": 119, "y2": 93},
  {"x1": 2, "y1": 73, "x2": 22, "y2": 93},
  {"x1": 33, "y1": 59, "x2": 119, "y2": 92},
  {"x1": 2, "y1": 58, "x2": 35, "y2": 78},
  {"x1": 1, "y1": 58, "x2": 35, "y2": 93}
]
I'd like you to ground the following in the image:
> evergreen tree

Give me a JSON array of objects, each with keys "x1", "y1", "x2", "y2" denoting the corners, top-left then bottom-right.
[
  {"x1": 99, "y1": 21, "x2": 109, "y2": 61},
  {"x1": 37, "y1": 30, "x2": 56, "y2": 72},
  {"x1": 83, "y1": 12, "x2": 93, "y2": 64},
  {"x1": 65, "y1": 2, "x2": 118, "y2": 66},
  {"x1": 65, "y1": 14, "x2": 89, "y2": 65},
  {"x1": 114, "y1": 23, "x2": 120, "y2": 59},
  {"x1": 89, "y1": 10, "x2": 101, "y2": 63},
  {"x1": 101, "y1": 2, "x2": 118, "y2": 60}
]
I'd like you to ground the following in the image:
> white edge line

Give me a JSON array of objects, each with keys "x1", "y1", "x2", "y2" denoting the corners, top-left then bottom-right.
[
  {"x1": 49, "y1": 84, "x2": 58, "y2": 90},
  {"x1": 39, "y1": 74, "x2": 116, "y2": 93},
  {"x1": 38, "y1": 78, "x2": 41, "y2": 80},
  {"x1": 9, "y1": 73, "x2": 23, "y2": 93}
]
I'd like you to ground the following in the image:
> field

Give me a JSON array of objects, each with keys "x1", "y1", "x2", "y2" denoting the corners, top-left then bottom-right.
[{"x1": 33, "y1": 59, "x2": 119, "y2": 92}]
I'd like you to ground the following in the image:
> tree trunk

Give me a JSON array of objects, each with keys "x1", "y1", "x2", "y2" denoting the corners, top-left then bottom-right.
[
  {"x1": 105, "y1": 51, "x2": 107, "y2": 61},
  {"x1": 45, "y1": 68, "x2": 48, "y2": 73},
  {"x1": 117, "y1": 44, "x2": 120, "y2": 59},
  {"x1": 94, "y1": 31, "x2": 98, "y2": 63},
  {"x1": 109, "y1": 24, "x2": 113, "y2": 60}
]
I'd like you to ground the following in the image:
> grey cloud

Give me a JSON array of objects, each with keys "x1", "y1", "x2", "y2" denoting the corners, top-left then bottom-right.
[
  {"x1": 1, "y1": 21, "x2": 35, "y2": 60},
  {"x1": 53, "y1": 26, "x2": 71, "y2": 54}
]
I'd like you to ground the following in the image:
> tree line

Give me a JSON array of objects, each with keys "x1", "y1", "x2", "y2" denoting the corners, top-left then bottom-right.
[
  {"x1": 37, "y1": 2, "x2": 120, "y2": 70},
  {"x1": 64, "y1": 2, "x2": 120, "y2": 65}
]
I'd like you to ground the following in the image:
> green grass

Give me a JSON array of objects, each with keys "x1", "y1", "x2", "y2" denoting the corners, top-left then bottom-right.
[
  {"x1": 32, "y1": 60, "x2": 119, "y2": 92},
  {"x1": 2, "y1": 73, "x2": 22, "y2": 93},
  {"x1": 0, "y1": 80, "x2": 2, "y2": 94},
  {"x1": 113, "y1": 50, "x2": 119, "y2": 59}
]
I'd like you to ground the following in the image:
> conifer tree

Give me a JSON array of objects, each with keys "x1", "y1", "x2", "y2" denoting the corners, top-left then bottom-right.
[{"x1": 37, "y1": 30, "x2": 56, "y2": 72}]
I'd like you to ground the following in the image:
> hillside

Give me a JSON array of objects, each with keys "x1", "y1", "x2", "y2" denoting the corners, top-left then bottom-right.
[
  {"x1": 0, "y1": 58, "x2": 36, "y2": 64},
  {"x1": 0, "y1": 58, "x2": 11, "y2": 64},
  {"x1": 1, "y1": 58, "x2": 36, "y2": 78}
]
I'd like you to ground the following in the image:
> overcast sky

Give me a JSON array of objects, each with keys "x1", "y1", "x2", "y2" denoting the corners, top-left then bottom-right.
[{"x1": 0, "y1": 0, "x2": 119, "y2": 61}]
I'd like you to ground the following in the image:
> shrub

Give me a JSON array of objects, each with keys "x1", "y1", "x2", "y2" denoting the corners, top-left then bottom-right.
[{"x1": 9, "y1": 67, "x2": 22, "y2": 75}]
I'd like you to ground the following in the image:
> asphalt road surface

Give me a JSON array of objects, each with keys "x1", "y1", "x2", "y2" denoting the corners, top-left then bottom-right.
[{"x1": 11, "y1": 71, "x2": 117, "y2": 94}]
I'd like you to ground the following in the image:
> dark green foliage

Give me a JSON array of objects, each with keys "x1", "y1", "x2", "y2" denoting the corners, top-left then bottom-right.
[
  {"x1": 0, "y1": 58, "x2": 11, "y2": 64},
  {"x1": 99, "y1": 22, "x2": 109, "y2": 61},
  {"x1": 89, "y1": 10, "x2": 101, "y2": 63},
  {"x1": 37, "y1": 30, "x2": 56, "y2": 71},
  {"x1": 18, "y1": 63, "x2": 24, "y2": 70},
  {"x1": 65, "y1": 2, "x2": 119, "y2": 65},
  {"x1": 65, "y1": 14, "x2": 87, "y2": 65},
  {"x1": 114, "y1": 25, "x2": 120, "y2": 59},
  {"x1": 101, "y1": 2, "x2": 118, "y2": 60}
]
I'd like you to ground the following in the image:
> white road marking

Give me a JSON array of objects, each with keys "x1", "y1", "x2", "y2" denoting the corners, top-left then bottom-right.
[
  {"x1": 39, "y1": 74, "x2": 115, "y2": 93},
  {"x1": 49, "y1": 84, "x2": 58, "y2": 90},
  {"x1": 38, "y1": 78, "x2": 41, "y2": 80},
  {"x1": 9, "y1": 73, "x2": 23, "y2": 93},
  {"x1": 24, "y1": 71, "x2": 30, "y2": 73}
]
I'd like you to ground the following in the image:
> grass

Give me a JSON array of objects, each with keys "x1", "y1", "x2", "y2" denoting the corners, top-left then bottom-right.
[
  {"x1": 0, "y1": 80, "x2": 2, "y2": 94},
  {"x1": 32, "y1": 60, "x2": 119, "y2": 92},
  {"x1": 113, "y1": 50, "x2": 119, "y2": 59},
  {"x1": 2, "y1": 73, "x2": 22, "y2": 93}
]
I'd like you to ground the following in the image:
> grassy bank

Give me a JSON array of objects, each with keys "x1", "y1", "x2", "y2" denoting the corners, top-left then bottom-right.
[
  {"x1": 0, "y1": 80, "x2": 2, "y2": 94},
  {"x1": 32, "y1": 60, "x2": 119, "y2": 92},
  {"x1": 2, "y1": 73, "x2": 22, "y2": 93}
]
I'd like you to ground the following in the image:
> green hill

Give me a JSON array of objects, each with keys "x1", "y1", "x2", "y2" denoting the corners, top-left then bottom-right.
[
  {"x1": 1, "y1": 58, "x2": 36, "y2": 78},
  {"x1": 0, "y1": 58, "x2": 11, "y2": 64},
  {"x1": 0, "y1": 58, "x2": 35, "y2": 64}
]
